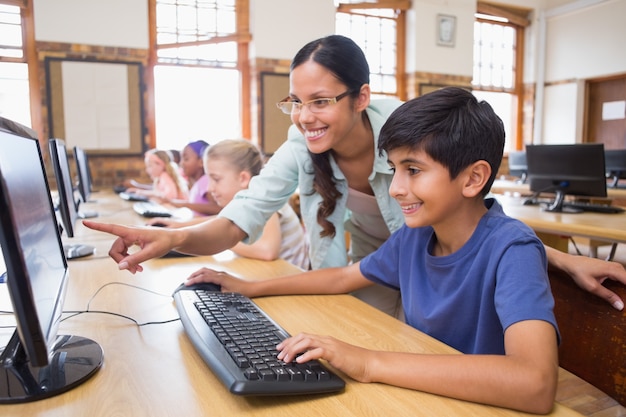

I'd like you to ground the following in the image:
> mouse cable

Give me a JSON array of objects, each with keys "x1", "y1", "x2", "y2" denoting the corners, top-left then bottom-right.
[
  {"x1": 61, "y1": 309, "x2": 180, "y2": 326},
  {"x1": 61, "y1": 281, "x2": 179, "y2": 326}
]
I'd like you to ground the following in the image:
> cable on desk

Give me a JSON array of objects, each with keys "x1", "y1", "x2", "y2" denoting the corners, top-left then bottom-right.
[{"x1": 61, "y1": 281, "x2": 181, "y2": 327}]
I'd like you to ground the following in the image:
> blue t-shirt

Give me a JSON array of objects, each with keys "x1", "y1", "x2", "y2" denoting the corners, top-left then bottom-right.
[{"x1": 360, "y1": 199, "x2": 558, "y2": 355}]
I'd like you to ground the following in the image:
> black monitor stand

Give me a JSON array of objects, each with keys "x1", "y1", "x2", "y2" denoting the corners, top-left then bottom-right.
[
  {"x1": 0, "y1": 332, "x2": 103, "y2": 403},
  {"x1": 543, "y1": 189, "x2": 582, "y2": 213}
]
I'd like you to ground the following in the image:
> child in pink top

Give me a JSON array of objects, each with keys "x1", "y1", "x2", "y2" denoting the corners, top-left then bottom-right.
[
  {"x1": 152, "y1": 141, "x2": 221, "y2": 216},
  {"x1": 127, "y1": 149, "x2": 188, "y2": 200}
]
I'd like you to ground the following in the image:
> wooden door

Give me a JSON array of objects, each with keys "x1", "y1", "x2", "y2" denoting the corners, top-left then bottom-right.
[{"x1": 585, "y1": 74, "x2": 626, "y2": 149}]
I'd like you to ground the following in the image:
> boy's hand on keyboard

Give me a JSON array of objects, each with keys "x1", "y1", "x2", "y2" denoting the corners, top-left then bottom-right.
[{"x1": 277, "y1": 333, "x2": 374, "y2": 383}]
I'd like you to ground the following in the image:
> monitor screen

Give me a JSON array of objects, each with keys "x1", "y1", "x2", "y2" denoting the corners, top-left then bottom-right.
[
  {"x1": 49, "y1": 139, "x2": 79, "y2": 238},
  {"x1": 604, "y1": 149, "x2": 626, "y2": 188},
  {"x1": 526, "y1": 144, "x2": 607, "y2": 212},
  {"x1": 0, "y1": 130, "x2": 102, "y2": 403},
  {"x1": 73, "y1": 146, "x2": 92, "y2": 204},
  {"x1": 507, "y1": 151, "x2": 527, "y2": 183}
]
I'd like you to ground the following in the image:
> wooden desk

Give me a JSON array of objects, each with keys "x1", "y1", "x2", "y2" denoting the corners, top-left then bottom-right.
[
  {"x1": 0, "y1": 192, "x2": 583, "y2": 416},
  {"x1": 492, "y1": 179, "x2": 626, "y2": 206},
  {"x1": 496, "y1": 194, "x2": 626, "y2": 255}
]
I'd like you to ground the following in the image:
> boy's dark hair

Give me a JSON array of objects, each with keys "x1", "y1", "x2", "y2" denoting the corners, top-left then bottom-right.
[
  {"x1": 292, "y1": 35, "x2": 370, "y2": 238},
  {"x1": 378, "y1": 87, "x2": 505, "y2": 196}
]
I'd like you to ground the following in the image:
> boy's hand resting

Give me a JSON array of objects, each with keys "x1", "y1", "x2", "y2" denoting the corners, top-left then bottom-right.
[
  {"x1": 185, "y1": 268, "x2": 251, "y2": 295},
  {"x1": 276, "y1": 333, "x2": 375, "y2": 383}
]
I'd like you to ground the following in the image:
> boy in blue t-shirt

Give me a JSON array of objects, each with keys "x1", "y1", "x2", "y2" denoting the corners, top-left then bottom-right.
[{"x1": 184, "y1": 87, "x2": 559, "y2": 414}]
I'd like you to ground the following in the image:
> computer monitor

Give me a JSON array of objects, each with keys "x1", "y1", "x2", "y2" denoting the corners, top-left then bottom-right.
[
  {"x1": 73, "y1": 145, "x2": 93, "y2": 204},
  {"x1": 49, "y1": 139, "x2": 79, "y2": 237},
  {"x1": 526, "y1": 143, "x2": 607, "y2": 213},
  {"x1": 604, "y1": 149, "x2": 626, "y2": 188},
  {"x1": 0, "y1": 130, "x2": 103, "y2": 403},
  {"x1": 48, "y1": 139, "x2": 95, "y2": 259},
  {"x1": 507, "y1": 151, "x2": 527, "y2": 183},
  {"x1": 72, "y1": 146, "x2": 98, "y2": 217}
]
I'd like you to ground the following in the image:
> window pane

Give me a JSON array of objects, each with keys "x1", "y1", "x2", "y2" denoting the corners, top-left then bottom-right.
[
  {"x1": 473, "y1": 91, "x2": 517, "y2": 152},
  {"x1": 336, "y1": 10, "x2": 397, "y2": 97},
  {"x1": 472, "y1": 21, "x2": 516, "y2": 90},
  {"x1": 156, "y1": 0, "x2": 237, "y2": 65},
  {"x1": 153, "y1": 66, "x2": 240, "y2": 150},
  {"x1": 0, "y1": 4, "x2": 23, "y2": 57},
  {"x1": 0, "y1": 62, "x2": 31, "y2": 127}
]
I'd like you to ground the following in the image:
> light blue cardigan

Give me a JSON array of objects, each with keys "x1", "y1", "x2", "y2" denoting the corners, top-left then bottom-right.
[{"x1": 218, "y1": 99, "x2": 405, "y2": 269}]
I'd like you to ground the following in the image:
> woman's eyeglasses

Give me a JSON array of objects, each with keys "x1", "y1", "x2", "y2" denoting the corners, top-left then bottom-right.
[{"x1": 276, "y1": 90, "x2": 353, "y2": 115}]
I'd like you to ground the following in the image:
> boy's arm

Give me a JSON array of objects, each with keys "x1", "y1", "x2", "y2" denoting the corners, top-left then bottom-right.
[
  {"x1": 278, "y1": 319, "x2": 558, "y2": 414},
  {"x1": 369, "y1": 319, "x2": 558, "y2": 414},
  {"x1": 185, "y1": 262, "x2": 372, "y2": 298}
]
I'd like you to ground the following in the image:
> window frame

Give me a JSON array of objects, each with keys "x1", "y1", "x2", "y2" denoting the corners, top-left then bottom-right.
[
  {"x1": 473, "y1": 2, "x2": 529, "y2": 151},
  {"x1": 0, "y1": 0, "x2": 40, "y2": 136},
  {"x1": 147, "y1": 0, "x2": 251, "y2": 147},
  {"x1": 335, "y1": 0, "x2": 409, "y2": 101}
]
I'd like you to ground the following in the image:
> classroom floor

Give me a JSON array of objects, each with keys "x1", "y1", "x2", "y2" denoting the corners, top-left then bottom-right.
[{"x1": 555, "y1": 239, "x2": 626, "y2": 417}]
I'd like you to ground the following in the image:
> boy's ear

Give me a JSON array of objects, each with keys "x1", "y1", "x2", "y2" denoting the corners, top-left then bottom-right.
[{"x1": 462, "y1": 161, "x2": 491, "y2": 198}]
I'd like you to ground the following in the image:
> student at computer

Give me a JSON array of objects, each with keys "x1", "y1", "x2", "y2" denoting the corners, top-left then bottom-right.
[
  {"x1": 126, "y1": 149, "x2": 188, "y2": 201},
  {"x1": 84, "y1": 35, "x2": 626, "y2": 312},
  {"x1": 148, "y1": 139, "x2": 309, "y2": 270},
  {"x1": 183, "y1": 88, "x2": 560, "y2": 413},
  {"x1": 151, "y1": 140, "x2": 221, "y2": 216}
]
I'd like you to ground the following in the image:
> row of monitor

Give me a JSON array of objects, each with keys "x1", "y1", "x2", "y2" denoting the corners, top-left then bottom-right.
[
  {"x1": 0, "y1": 129, "x2": 102, "y2": 403},
  {"x1": 508, "y1": 145, "x2": 625, "y2": 211},
  {"x1": 49, "y1": 139, "x2": 97, "y2": 243},
  {"x1": 510, "y1": 147, "x2": 626, "y2": 189}
]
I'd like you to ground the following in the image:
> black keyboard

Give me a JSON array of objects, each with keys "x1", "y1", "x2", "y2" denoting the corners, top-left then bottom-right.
[
  {"x1": 173, "y1": 288, "x2": 346, "y2": 396},
  {"x1": 563, "y1": 201, "x2": 625, "y2": 214},
  {"x1": 119, "y1": 191, "x2": 149, "y2": 202},
  {"x1": 133, "y1": 202, "x2": 172, "y2": 218}
]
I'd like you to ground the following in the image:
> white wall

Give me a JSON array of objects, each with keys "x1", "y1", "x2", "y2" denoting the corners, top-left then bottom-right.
[
  {"x1": 541, "y1": 0, "x2": 626, "y2": 144},
  {"x1": 545, "y1": 0, "x2": 626, "y2": 82},
  {"x1": 33, "y1": 0, "x2": 148, "y2": 49},
  {"x1": 406, "y1": 0, "x2": 475, "y2": 76},
  {"x1": 249, "y1": 0, "x2": 336, "y2": 60}
]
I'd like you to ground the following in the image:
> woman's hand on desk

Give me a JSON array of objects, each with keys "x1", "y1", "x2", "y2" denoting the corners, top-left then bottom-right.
[{"x1": 82, "y1": 220, "x2": 178, "y2": 274}]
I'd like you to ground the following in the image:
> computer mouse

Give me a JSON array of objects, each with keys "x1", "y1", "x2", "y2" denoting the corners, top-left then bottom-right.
[{"x1": 172, "y1": 281, "x2": 221, "y2": 296}]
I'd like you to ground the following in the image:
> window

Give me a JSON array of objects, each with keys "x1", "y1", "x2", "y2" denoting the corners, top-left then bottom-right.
[
  {"x1": 155, "y1": 0, "x2": 238, "y2": 67},
  {"x1": 152, "y1": 0, "x2": 249, "y2": 150},
  {"x1": 472, "y1": 3, "x2": 529, "y2": 151},
  {"x1": 0, "y1": 3, "x2": 30, "y2": 127},
  {"x1": 335, "y1": 0, "x2": 409, "y2": 100}
]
